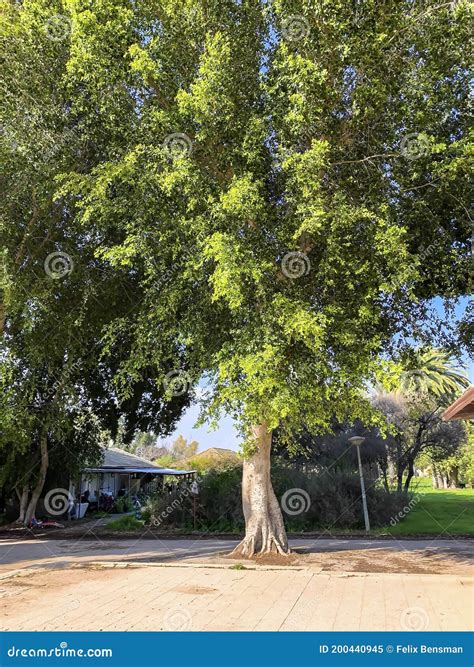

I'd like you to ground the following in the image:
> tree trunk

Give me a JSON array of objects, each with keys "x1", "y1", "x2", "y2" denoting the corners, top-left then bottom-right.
[
  {"x1": 448, "y1": 466, "x2": 459, "y2": 489},
  {"x1": 380, "y1": 464, "x2": 390, "y2": 494},
  {"x1": 395, "y1": 437, "x2": 404, "y2": 493},
  {"x1": 23, "y1": 433, "x2": 49, "y2": 525},
  {"x1": 230, "y1": 423, "x2": 289, "y2": 558},
  {"x1": 15, "y1": 485, "x2": 29, "y2": 523},
  {"x1": 396, "y1": 470, "x2": 403, "y2": 493},
  {"x1": 404, "y1": 460, "x2": 415, "y2": 493},
  {"x1": 387, "y1": 458, "x2": 396, "y2": 486},
  {"x1": 432, "y1": 463, "x2": 442, "y2": 489}
]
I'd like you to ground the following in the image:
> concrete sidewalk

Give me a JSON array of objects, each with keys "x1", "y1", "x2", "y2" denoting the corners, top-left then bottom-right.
[{"x1": 0, "y1": 564, "x2": 471, "y2": 631}]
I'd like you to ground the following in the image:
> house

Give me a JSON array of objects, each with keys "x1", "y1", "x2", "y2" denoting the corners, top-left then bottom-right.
[{"x1": 75, "y1": 447, "x2": 195, "y2": 510}]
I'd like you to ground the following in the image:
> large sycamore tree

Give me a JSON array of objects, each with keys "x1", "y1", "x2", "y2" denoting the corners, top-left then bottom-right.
[{"x1": 2, "y1": 0, "x2": 471, "y2": 552}]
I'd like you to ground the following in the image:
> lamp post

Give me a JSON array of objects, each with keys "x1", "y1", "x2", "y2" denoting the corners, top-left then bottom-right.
[{"x1": 348, "y1": 436, "x2": 370, "y2": 532}]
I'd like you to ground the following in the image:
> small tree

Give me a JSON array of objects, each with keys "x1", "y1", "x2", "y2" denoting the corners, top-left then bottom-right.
[{"x1": 374, "y1": 391, "x2": 466, "y2": 492}]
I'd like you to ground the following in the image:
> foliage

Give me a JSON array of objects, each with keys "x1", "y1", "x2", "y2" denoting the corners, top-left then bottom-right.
[
  {"x1": 154, "y1": 454, "x2": 176, "y2": 468},
  {"x1": 8, "y1": 0, "x2": 467, "y2": 448},
  {"x1": 154, "y1": 435, "x2": 199, "y2": 466},
  {"x1": 273, "y1": 422, "x2": 389, "y2": 470},
  {"x1": 170, "y1": 435, "x2": 199, "y2": 460},
  {"x1": 397, "y1": 348, "x2": 469, "y2": 400},
  {"x1": 106, "y1": 515, "x2": 144, "y2": 532},
  {"x1": 373, "y1": 346, "x2": 469, "y2": 492},
  {"x1": 114, "y1": 495, "x2": 134, "y2": 513},
  {"x1": 180, "y1": 454, "x2": 240, "y2": 473},
  {"x1": 418, "y1": 426, "x2": 474, "y2": 486},
  {"x1": 1, "y1": 0, "x2": 191, "y2": 519},
  {"x1": 270, "y1": 465, "x2": 407, "y2": 531},
  {"x1": 373, "y1": 391, "x2": 466, "y2": 491}
]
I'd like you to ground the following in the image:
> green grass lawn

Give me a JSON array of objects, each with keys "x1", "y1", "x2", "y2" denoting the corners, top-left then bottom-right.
[{"x1": 386, "y1": 478, "x2": 474, "y2": 536}]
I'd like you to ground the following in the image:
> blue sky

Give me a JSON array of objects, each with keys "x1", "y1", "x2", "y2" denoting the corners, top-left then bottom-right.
[{"x1": 158, "y1": 296, "x2": 472, "y2": 453}]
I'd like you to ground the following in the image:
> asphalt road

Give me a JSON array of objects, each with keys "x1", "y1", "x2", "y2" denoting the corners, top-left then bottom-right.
[{"x1": 0, "y1": 536, "x2": 472, "y2": 574}]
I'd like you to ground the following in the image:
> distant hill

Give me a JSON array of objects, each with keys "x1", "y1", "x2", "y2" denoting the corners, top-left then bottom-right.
[{"x1": 175, "y1": 447, "x2": 240, "y2": 471}]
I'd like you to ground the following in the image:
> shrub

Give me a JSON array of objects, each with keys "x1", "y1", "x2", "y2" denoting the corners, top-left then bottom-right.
[
  {"x1": 142, "y1": 484, "x2": 193, "y2": 528},
  {"x1": 114, "y1": 495, "x2": 134, "y2": 513},
  {"x1": 107, "y1": 515, "x2": 144, "y2": 532},
  {"x1": 271, "y1": 465, "x2": 408, "y2": 530},
  {"x1": 142, "y1": 463, "x2": 408, "y2": 532}
]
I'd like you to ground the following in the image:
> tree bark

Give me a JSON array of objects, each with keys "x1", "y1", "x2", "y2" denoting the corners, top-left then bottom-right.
[
  {"x1": 16, "y1": 485, "x2": 29, "y2": 523},
  {"x1": 432, "y1": 463, "x2": 442, "y2": 489},
  {"x1": 380, "y1": 464, "x2": 390, "y2": 494},
  {"x1": 230, "y1": 423, "x2": 289, "y2": 557},
  {"x1": 404, "y1": 460, "x2": 415, "y2": 493},
  {"x1": 387, "y1": 457, "x2": 396, "y2": 486},
  {"x1": 23, "y1": 433, "x2": 49, "y2": 525},
  {"x1": 396, "y1": 470, "x2": 403, "y2": 493},
  {"x1": 448, "y1": 466, "x2": 459, "y2": 489}
]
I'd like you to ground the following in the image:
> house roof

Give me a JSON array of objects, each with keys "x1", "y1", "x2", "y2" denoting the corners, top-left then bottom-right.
[
  {"x1": 442, "y1": 386, "x2": 474, "y2": 421},
  {"x1": 82, "y1": 447, "x2": 195, "y2": 476}
]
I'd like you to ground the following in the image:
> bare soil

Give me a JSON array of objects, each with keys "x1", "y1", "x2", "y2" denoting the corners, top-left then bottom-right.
[{"x1": 223, "y1": 546, "x2": 473, "y2": 574}]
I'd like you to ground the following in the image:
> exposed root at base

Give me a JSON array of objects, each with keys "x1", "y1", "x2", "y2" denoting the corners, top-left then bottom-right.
[{"x1": 229, "y1": 532, "x2": 292, "y2": 559}]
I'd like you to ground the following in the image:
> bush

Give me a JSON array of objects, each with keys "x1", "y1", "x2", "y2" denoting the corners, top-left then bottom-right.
[
  {"x1": 142, "y1": 463, "x2": 408, "y2": 532},
  {"x1": 107, "y1": 515, "x2": 144, "y2": 532},
  {"x1": 142, "y1": 483, "x2": 194, "y2": 529},
  {"x1": 271, "y1": 466, "x2": 408, "y2": 530},
  {"x1": 114, "y1": 495, "x2": 134, "y2": 513},
  {"x1": 193, "y1": 465, "x2": 244, "y2": 531}
]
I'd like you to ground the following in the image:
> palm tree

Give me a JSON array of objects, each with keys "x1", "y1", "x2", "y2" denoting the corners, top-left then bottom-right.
[{"x1": 399, "y1": 347, "x2": 469, "y2": 400}]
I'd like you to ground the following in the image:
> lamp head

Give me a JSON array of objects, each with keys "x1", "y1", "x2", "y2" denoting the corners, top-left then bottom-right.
[{"x1": 348, "y1": 436, "x2": 366, "y2": 447}]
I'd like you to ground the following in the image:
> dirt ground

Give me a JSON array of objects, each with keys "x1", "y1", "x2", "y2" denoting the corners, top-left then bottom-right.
[
  {"x1": 294, "y1": 546, "x2": 472, "y2": 574},
  {"x1": 223, "y1": 544, "x2": 473, "y2": 574}
]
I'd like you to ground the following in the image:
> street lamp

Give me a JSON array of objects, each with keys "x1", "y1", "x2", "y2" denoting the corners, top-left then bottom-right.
[{"x1": 348, "y1": 436, "x2": 370, "y2": 532}]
